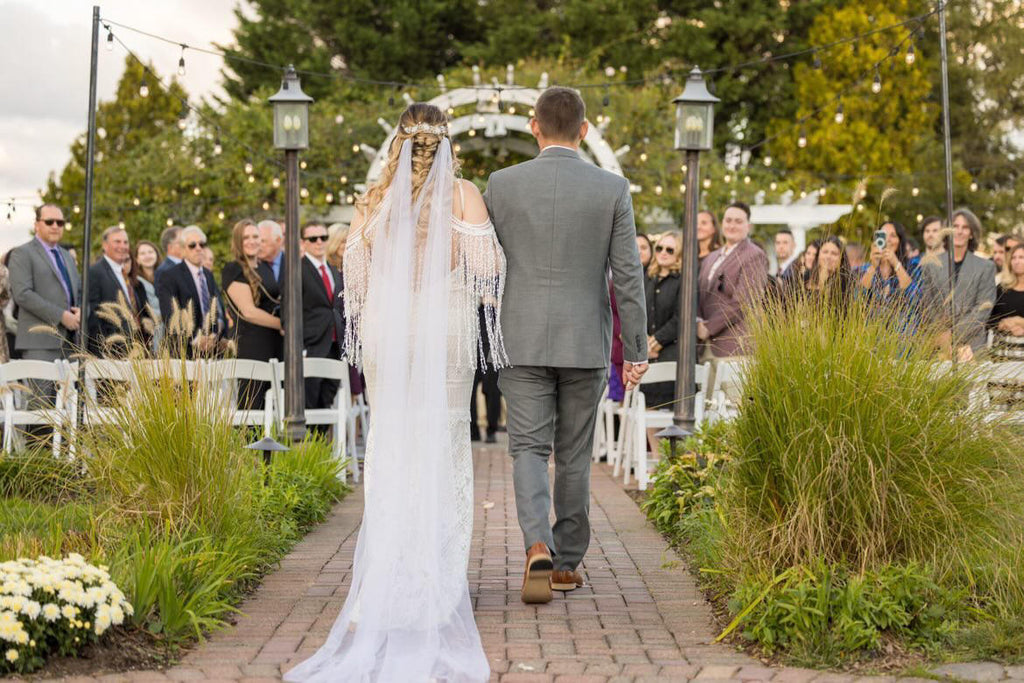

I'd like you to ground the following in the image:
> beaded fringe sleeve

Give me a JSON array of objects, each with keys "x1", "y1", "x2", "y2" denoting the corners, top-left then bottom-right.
[{"x1": 343, "y1": 203, "x2": 510, "y2": 372}]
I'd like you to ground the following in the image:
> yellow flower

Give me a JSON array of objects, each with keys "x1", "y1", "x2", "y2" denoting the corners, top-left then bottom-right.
[
  {"x1": 29, "y1": 639, "x2": 35, "y2": 648},
  {"x1": 4, "y1": 648, "x2": 17, "y2": 662}
]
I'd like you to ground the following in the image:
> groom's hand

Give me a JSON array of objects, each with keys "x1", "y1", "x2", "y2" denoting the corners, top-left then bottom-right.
[{"x1": 623, "y1": 361, "x2": 649, "y2": 390}]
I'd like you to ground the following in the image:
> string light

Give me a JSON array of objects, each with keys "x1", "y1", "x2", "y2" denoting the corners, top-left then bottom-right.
[
  {"x1": 679, "y1": 183, "x2": 686, "y2": 193},
  {"x1": 906, "y1": 44, "x2": 916, "y2": 65},
  {"x1": 723, "y1": 174, "x2": 732, "y2": 183},
  {"x1": 73, "y1": 205, "x2": 81, "y2": 214},
  {"x1": 468, "y1": 129, "x2": 477, "y2": 137},
  {"x1": 654, "y1": 185, "x2": 663, "y2": 195},
  {"x1": 797, "y1": 126, "x2": 807, "y2": 148},
  {"x1": 299, "y1": 160, "x2": 307, "y2": 170},
  {"x1": 106, "y1": 30, "x2": 114, "y2": 51},
  {"x1": 213, "y1": 140, "x2": 222, "y2": 156},
  {"x1": 325, "y1": 192, "x2": 334, "y2": 203},
  {"x1": 770, "y1": 181, "x2": 778, "y2": 191},
  {"x1": 744, "y1": 175, "x2": 751, "y2": 184},
  {"x1": 248, "y1": 175, "x2": 255, "y2": 183},
  {"x1": 911, "y1": 186, "x2": 919, "y2": 196},
  {"x1": 639, "y1": 153, "x2": 648, "y2": 162},
  {"x1": 177, "y1": 45, "x2": 186, "y2": 76},
  {"x1": 177, "y1": 105, "x2": 188, "y2": 130},
  {"x1": 262, "y1": 200, "x2": 270, "y2": 210},
  {"x1": 819, "y1": 185, "x2": 827, "y2": 196},
  {"x1": 166, "y1": 218, "x2": 174, "y2": 227},
  {"x1": 118, "y1": 221, "x2": 126, "y2": 230},
  {"x1": 872, "y1": 68, "x2": 882, "y2": 93},
  {"x1": 346, "y1": 194, "x2": 355, "y2": 204},
  {"x1": 703, "y1": 178, "x2": 712, "y2": 189},
  {"x1": 217, "y1": 211, "x2": 225, "y2": 220},
  {"x1": 764, "y1": 154, "x2": 773, "y2": 167},
  {"x1": 300, "y1": 187, "x2": 310, "y2": 198},
  {"x1": 857, "y1": 203, "x2": 865, "y2": 211},
  {"x1": 272, "y1": 177, "x2": 281, "y2": 188},
  {"x1": 834, "y1": 102, "x2": 845, "y2": 124},
  {"x1": 139, "y1": 78, "x2": 149, "y2": 98},
  {"x1": 192, "y1": 187, "x2": 201, "y2": 196},
  {"x1": 916, "y1": 213, "x2": 923, "y2": 222},
  {"x1": 340, "y1": 175, "x2": 348, "y2": 184},
  {"x1": 244, "y1": 161, "x2": 253, "y2": 174},
  {"x1": 132, "y1": 197, "x2": 140, "y2": 206},
  {"x1": 970, "y1": 181, "x2": 978, "y2": 191},
  {"x1": 352, "y1": 144, "x2": 360, "y2": 153}
]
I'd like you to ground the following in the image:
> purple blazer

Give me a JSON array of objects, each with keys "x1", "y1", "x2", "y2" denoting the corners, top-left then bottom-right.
[{"x1": 697, "y1": 238, "x2": 769, "y2": 357}]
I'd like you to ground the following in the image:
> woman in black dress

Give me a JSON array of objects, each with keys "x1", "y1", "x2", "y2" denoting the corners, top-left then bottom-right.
[{"x1": 222, "y1": 218, "x2": 283, "y2": 408}]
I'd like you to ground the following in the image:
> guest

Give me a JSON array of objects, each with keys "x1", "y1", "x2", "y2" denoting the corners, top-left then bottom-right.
[
  {"x1": 990, "y1": 244, "x2": 1024, "y2": 337},
  {"x1": 845, "y1": 242, "x2": 866, "y2": 271},
  {"x1": 154, "y1": 225, "x2": 183, "y2": 289},
  {"x1": 920, "y1": 208, "x2": 997, "y2": 359},
  {"x1": 202, "y1": 246, "x2": 215, "y2": 273},
  {"x1": 156, "y1": 225, "x2": 223, "y2": 358},
  {"x1": 993, "y1": 235, "x2": 1009, "y2": 270},
  {"x1": 301, "y1": 222, "x2": 343, "y2": 419},
  {"x1": 918, "y1": 216, "x2": 945, "y2": 265},
  {"x1": 0, "y1": 255, "x2": 9, "y2": 363},
  {"x1": 801, "y1": 236, "x2": 852, "y2": 304},
  {"x1": 123, "y1": 254, "x2": 154, "y2": 352},
  {"x1": 1, "y1": 251, "x2": 15, "y2": 360},
  {"x1": 635, "y1": 234, "x2": 653, "y2": 270},
  {"x1": 697, "y1": 210, "x2": 722, "y2": 265},
  {"x1": 222, "y1": 219, "x2": 282, "y2": 408},
  {"x1": 772, "y1": 229, "x2": 798, "y2": 277},
  {"x1": 133, "y1": 240, "x2": 162, "y2": 348},
  {"x1": 855, "y1": 221, "x2": 920, "y2": 310},
  {"x1": 786, "y1": 239, "x2": 819, "y2": 285},
  {"x1": 258, "y1": 219, "x2": 285, "y2": 283},
  {"x1": 697, "y1": 202, "x2": 769, "y2": 358},
  {"x1": 325, "y1": 223, "x2": 365, "y2": 399},
  {"x1": 905, "y1": 236, "x2": 921, "y2": 260},
  {"x1": 642, "y1": 231, "x2": 681, "y2": 425},
  {"x1": 9, "y1": 204, "x2": 81, "y2": 362},
  {"x1": 87, "y1": 226, "x2": 149, "y2": 356}
]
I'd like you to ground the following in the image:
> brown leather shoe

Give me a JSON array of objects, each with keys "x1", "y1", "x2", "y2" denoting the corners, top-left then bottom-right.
[
  {"x1": 521, "y1": 542, "x2": 553, "y2": 604},
  {"x1": 550, "y1": 569, "x2": 584, "y2": 591}
]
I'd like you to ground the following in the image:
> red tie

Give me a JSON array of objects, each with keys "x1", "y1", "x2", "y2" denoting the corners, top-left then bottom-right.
[{"x1": 320, "y1": 264, "x2": 337, "y2": 341}]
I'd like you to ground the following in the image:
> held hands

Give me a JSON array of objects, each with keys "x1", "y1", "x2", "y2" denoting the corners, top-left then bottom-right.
[
  {"x1": 623, "y1": 361, "x2": 648, "y2": 390},
  {"x1": 647, "y1": 335, "x2": 662, "y2": 360},
  {"x1": 697, "y1": 321, "x2": 710, "y2": 341},
  {"x1": 61, "y1": 307, "x2": 81, "y2": 331}
]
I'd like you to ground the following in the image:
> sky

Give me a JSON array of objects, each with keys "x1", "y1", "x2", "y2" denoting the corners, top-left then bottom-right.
[{"x1": 0, "y1": 0, "x2": 242, "y2": 253}]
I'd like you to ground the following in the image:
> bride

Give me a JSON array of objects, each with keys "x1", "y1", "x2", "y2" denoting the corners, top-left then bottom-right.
[{"x1": 284, "y1": 104, "x2": 507, "y2": 682}]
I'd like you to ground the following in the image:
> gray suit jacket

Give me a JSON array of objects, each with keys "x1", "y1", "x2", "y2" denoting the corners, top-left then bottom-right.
[
  {"x1": 484, "y1": 147, "x2": 647, "y2": 369},
  {"x1": 920, "y1": 251, "x2": 997, "y2": 351},
  {"x1": 8, "y1": 238, "x2": 81, "y2": 351}
]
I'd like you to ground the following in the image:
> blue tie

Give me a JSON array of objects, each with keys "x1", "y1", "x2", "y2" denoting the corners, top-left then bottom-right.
[
  {"x1": 51, "y1": 248, "x2": 74, "y2": 307},
  {"x1": 198, "y1": 270, "x2": 210, "y2": 317}
]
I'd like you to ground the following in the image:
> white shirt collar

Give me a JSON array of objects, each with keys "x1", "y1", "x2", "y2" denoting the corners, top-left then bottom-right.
[
  {"x1": 305, "y1": 253, "x2": 326, "y2": 270},
  {"x1": 185, "y1": 260, "x2": 204, "y2": 278},
  {"x1": 103, "y1": 255, "x2": 124, "y2": 272},
  {"x1": 541, "y1": 144, "x2": 578, "y2": 153}
]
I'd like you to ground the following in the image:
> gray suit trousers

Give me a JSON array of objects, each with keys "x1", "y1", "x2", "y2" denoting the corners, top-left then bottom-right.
[{"x1": 498, "y1": 365, "x2": 606, "y2": 570}]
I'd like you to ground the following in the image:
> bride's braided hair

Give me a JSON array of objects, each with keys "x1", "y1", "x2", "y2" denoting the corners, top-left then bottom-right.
[{"x1": 358, "y1": 103, "x2": 462, "y2": 218}]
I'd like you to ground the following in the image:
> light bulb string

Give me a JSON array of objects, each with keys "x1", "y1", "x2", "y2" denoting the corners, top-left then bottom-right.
[{"x1": 99, "y1": 6, "x2": 941, "y2": 94}]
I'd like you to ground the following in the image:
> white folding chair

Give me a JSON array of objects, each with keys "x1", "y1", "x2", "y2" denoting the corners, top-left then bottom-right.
[
  {"x1": 0, "y1": 360, "x2": 75, "y2": 457},
  {"x1": 303, "y1": 357, "x2": 358, "y2": 482},
  {"x1": 707, "y1": 360, "x2": 743, "y2": 424},
  {"x1": 591, "y1": 384, "x2": 612, "y2": 463},
  {"x1": 979, "y1": 361, "x2": 1024, "y2": 423},
  {"x1": 207, "y1": 359, "x2": 278, "y2": 436},
  {"x1": 618, "y1": 362, "x2": 676, "y2": 490},
  {"x1": 82, "y1": 359, "x2": 135, "y2": 425}
]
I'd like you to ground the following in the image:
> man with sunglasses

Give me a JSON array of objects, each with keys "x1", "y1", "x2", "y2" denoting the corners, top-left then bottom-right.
[
  {"x1": 156, "y1": 225, "x2": 224, "y2": 357},
  {"x1": 8, "y1": 204, "x2": 81, "y2": 361},
  {"x1": 300, "y1": 222, "x2": 343, "y2": 420}
]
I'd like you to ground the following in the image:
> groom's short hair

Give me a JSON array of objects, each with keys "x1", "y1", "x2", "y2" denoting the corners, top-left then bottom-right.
[{"x1": 534, "y1": 87, "x2": 586, "y2": 142}]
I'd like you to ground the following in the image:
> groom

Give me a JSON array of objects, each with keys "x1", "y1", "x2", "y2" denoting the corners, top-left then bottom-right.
[{"x1": 484, "y1": 87, "x2": 649, "y2": 604}]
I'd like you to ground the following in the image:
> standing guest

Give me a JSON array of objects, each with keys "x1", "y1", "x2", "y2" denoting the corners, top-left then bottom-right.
[
  {"x1": 123, "y1": 253, "x2": 154, "y2": 352},
  {"x1": 222, "y1": 219, "x2": 282, "y2": 408},
  {"x1": 202, "y1": 246, "x2": 215, "y2": 273},
  {"x1": 786, "y1": 239, "x2": 819, "y2": 285},
  {"x1": 325, "y1": 224, "x2": 365, "y2": 400},
  {"x1": 905, "y1": 236, "x2": 921, "y2": 260},
  {"x1": 697, "y1": 210, "x2": 722, "y2": 266},
  {"x1": 87, "y1": 226, "x2": 148, "y2": 356},
  {"x1": 301, "y1": 221, "x2": 343, "y2": 418},
  {"x1": 258, "y1": 219, "x2": 285, "y2": 283},
  {"x1": 133, "y1": 240, "x2": 162, "y2": 333},
  {"x1": 772, "y1": 229, "x2": 798, "y2": 277},
  {"x1": 9, "y1": 204, "x2": 81, "y2": 362},
  {"x1": 855, "y1": 221, "x2": 920, "y2": 309},
  {"x1": 635, "y1": 234, "x2": 653, "y2": 269},
  {"x1": 801, "y1": 236, "x2": 852, "y2": 303},
  {"x1": 990, "y1": 243, "x2": 1024, "y2": 341},
  {"x1": 1, "y1": 251, "x2": 15, "y2": 360},
  {"x1": 918, "y1": 216, "x2": 945, "y2": 265},
  {"x1": 0, "y1": 254, "x2": 9, "y2": 363},
  {"x1": 921, "y1": 208, "x2": 997, "y2": 359},
  {"x1": 845, "y1": 242, "x2": 866, "y2": 271},
  {"x1": 642, "y1": 231, "x2": 681, "y2": 400},
  {"x1": 992, "y1": 234, "x2": 1009, "y2": 271},
  {"x1": 157, "y1": 225, "x2": 223, "y2": 358},
  {"x1": 697, "y1": 201, "x2": 769, "y2": 358},
  {"x1": 154, "y1": 225, "x2": 183, "y2": 289}
]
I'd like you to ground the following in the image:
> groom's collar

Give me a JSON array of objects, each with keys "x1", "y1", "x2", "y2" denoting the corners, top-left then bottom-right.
[{"x1": 538, "y1": 145, "x2": 580, "y2": 159}]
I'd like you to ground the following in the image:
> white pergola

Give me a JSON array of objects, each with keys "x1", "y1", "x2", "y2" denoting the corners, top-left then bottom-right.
[{"x1": 751, "y1": 190, "x2": 853, "y2": 255}]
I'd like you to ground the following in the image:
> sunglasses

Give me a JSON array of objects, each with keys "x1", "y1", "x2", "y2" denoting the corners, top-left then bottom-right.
[
  {"x1": 304, "y1": 234, "x2": 329, "y2": 243},
  {"x1": 655, "y1": 245, "x2": 676, "y2": 255},
  {"x1": 187, "y1": 241, "x2": 207, "y2": 249},
  {"x1": 40, "y1": 219, "x2": 66, "y2": 227}
]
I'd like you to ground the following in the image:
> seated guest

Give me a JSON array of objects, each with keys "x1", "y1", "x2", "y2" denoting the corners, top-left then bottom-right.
[
  {"x1": 157, "y1": 225, "x2": 223, "y2": 358},
  {"x1": 87, "y1": 226, "x2": 149, "y2": 356},
  {"x1": 990, "y1": 243, "x2": 1024, "y2": 358},
  {"x1": 697, "y1": 202, "x2": 769, "y2": 359},
  {"x1": 222, "y1": 219, "x2": 282, "y2": 408},
  {"x1": 920, "y1": 208, "x2": 997, "y2": 359}
]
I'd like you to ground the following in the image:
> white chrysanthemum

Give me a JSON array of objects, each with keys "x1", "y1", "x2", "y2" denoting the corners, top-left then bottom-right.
[
  {"x1": 94, "y1": 613, "x2": 111, "y2": 635},
  {"x1": 0, "y1": 610, "x2": 15, "y2": 623},
  {"x1": 61, "y1": 604, "x2": 78, "y2": 620},
  {"x1": 66, "y1": 553, "x2": 85, "y2": 565},
  {"x1": 41, "y1": 604, "x2": 60, "y2": 622},
  {"x1": 4, "y1": 648, "x2": 17, "y2": 662},
  {"x1": 19, "y1": 601, "x2": 40, "y2": 620},
  {"x1": 13, "y1": 631, "x2": 28, "y2": 645},
  {"x1": 110, "y1": 605, "x2": 125, "y2": 625}
]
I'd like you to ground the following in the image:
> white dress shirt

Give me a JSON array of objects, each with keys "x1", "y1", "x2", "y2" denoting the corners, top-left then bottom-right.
[{"x1": 305, "y1": 253, "x2": 335, "y2": 293}]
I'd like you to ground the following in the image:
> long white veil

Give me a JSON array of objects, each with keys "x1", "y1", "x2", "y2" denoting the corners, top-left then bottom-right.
[{"x1": 284, "y1": 137, "x2": 490, "y2": 682}]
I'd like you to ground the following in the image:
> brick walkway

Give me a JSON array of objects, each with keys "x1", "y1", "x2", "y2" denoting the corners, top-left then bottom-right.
[{"x1": 30, "y1": 441, "x2": 1019, "y2": 682}]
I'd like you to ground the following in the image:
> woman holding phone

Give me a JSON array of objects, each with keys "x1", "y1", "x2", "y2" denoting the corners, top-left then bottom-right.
[{"x1": 855, "y1": 221, "x2": 921, "y2": 303}]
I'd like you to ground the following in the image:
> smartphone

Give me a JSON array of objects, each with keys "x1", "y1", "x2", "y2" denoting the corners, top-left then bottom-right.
[{"x1": 873, "y1": 230, "x2": 887, "y2": 251}]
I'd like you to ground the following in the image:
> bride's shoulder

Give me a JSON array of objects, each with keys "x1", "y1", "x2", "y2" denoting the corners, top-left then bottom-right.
[{"x1": 455, "y1": 179, "x2": 489, "y2": 225}]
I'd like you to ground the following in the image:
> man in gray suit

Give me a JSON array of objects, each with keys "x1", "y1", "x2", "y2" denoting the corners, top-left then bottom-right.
[
  {"x1": 484, "y1": 87, "x2": 648, "y2": 604},
  {"x1": 8, "y1": 203, "x2": 81, "y2": 362}
]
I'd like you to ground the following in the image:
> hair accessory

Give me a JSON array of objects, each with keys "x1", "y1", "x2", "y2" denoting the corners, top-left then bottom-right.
[{"x1": 402, "y1": 122, "x2": 447, "y2": 136}]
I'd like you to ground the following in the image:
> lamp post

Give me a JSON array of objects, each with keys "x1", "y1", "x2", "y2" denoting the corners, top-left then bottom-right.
[
  {"x1": 657, "y1": 67, "x2": 720, "y2": 450},
  {"x1": 269, "y1": 65, "x2": 313, "y2": 443}
]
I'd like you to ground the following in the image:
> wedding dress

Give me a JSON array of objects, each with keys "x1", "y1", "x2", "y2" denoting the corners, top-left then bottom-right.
[{"x1": 283, "y1": 137, "x2": 506, "y2": 683}]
